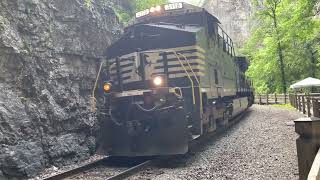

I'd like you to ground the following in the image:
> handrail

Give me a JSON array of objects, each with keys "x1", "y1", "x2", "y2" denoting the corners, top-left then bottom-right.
[
  {"x1": 172, "y1": 51, "x2": 196, "y2": 105},
  {"x1": 293, "y1": 93, "x2": 320, "y2": 96},
  {"x1": 141, "y1": 50, "x2": 197, "y2": 105},
  {"x1": 91, "y1": 60, "x2": 105, "y2": 112},
  {"x1": 308, "y1": 148, "x2": 320, "y2": 180},
  {"x1": 105, "y1": 50, "x2": 199, "y2": 106},
  {"x1": 178, "y1": 53, "x2": 203, "y2": 115}
]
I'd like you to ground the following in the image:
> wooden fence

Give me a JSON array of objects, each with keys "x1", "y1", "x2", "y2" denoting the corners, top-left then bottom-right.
[
  {"x1": 289, "y1": 94, "x2": 320, "y2": 118},
  {"x1": 255, "y1": 93, "x2": 289, "y2": 105},
  {"x1": 254, "y1": 93, "x2": 320, "y2": 118},
  {"x1": 293, "y1": 95, "x2": 320, "y2": 180},
  {"x1": 295, "y1": 118, "x2": 320, "y2": 180},
  {"x1": 308, "y1": 148, "x2": 320, "y2": 180}
]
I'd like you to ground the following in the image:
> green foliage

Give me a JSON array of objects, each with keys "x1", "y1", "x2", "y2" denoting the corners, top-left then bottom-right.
[
  {"x1": 243, "y1": 0, "x2": 320, "y2": 93},
  {"x1": 84, "y1": 0, "x2": 168, "y2": 24},
  {"x1": 134, "y1": 0, "x2": 168, "y2": 11},
  {"x1": 0, "y1": 15, "x2": 5, "y2": 29},
  {"x1": 271, "y1": 103, "x2": 295, "y2": 110},
  {"x1": 84, "y1": 0, "x2": 92, "y2": 8},
  {"x1": 115, "y1": 9, "x2": 132, "y2": 25}
]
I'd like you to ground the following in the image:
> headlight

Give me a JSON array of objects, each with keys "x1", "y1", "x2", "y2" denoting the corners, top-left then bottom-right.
[
  {"x1": 153, "y1": 76, "x2": 163, "y2": 86},
  {"x1": 103, "y1": 82, "x2": 112, "y2": 93},
  {"x1": 150, "y1": 5, "x2": 162, "y2": 13},
  {"x1": 150, "y1": 7, "x2": 156, "y2": 13},
  {"x1": 155, "y1": 5, "x2": 162, "y2": 12}
]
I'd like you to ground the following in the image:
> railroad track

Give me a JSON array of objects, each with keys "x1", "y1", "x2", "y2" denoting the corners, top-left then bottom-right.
[
  {"x1": 43, "y1": 156, "x2": 153, "y2": 180},
  {"x1": 106, "y1": 160, "x2": 152, "y2": 180},
  {"x1": 43, "y1": 111, "x2": 249, "y2": 180}
]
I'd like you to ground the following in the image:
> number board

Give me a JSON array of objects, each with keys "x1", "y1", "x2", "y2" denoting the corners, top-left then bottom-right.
[
  {"x1": 136, "y1": 9, "x2": 150, "y2": 18},
  {"x1": 135, "y1": 3, "x2": 184, "y2": 18},
  {"x1": 164, "y1": 3, "x2": 183, "y2": 11}
]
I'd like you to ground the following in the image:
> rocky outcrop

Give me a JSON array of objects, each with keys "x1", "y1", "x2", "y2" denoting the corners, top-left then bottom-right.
[
  {"x1": 204, "y1": 0, "x2": 253, "y2": 48},
  {"x1": 0, "y1": 0, "x2": 121, "y2": 178}
]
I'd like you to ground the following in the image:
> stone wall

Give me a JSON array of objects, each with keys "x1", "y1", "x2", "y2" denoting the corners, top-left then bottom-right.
[
  {"x1": 204, "y1": 0, "x2": 253, "y2": 49},
  {"x1": 0, "y1": 0, "x2": 121, "y2": 178}
]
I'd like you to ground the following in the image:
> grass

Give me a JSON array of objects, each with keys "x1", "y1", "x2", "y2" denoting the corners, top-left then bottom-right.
[{"x1": 271, "y1": 103, "x2": 295, "y2": 110}]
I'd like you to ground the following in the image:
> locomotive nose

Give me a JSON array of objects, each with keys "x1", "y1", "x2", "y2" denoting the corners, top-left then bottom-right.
[{"x1": 97, "y1": 91, "x2": 189, "y2": 157}]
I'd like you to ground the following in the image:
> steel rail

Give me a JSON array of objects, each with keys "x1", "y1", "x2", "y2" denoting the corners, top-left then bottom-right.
[
  {"x1": 105, "y1": 160, "x2": 153, "y2": 180},
  {"x1": 43, "y1": 156, "x2": 109, "y2": 180},
  {"x1": 42, "y1": 157, "x2": 153, "y2": 180}
]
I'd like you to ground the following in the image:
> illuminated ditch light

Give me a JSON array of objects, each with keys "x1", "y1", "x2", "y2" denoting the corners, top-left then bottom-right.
[
  {"x1": 103, "y1": 82, "x2": 112, "y2": 93},
  {"x1": 153, "y1": 76, "x2": 163, "y2": 86}
]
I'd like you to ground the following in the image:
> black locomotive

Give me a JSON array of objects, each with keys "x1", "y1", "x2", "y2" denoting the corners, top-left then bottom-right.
[{"x1": 97, "y1": 3, "x2": 254, "y2": 157}]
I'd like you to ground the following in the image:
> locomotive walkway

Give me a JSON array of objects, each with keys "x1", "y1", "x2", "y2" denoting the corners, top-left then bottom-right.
[{"x1": 130, "y1": 105, "x2": 303, "y2": 180}]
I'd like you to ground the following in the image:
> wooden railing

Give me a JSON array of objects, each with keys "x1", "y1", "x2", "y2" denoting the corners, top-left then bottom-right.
[
  {"x1": 255, "y1": 93, "x2": 289, "y2": 105},
  {"x1": 295, "y1": 117, "x2": 320, "y2": 180},
  {"x1": 308, "y1": 148, "x2": 320, "y2": 180},
  {"x1": 255, "y1": 93, "x2": 320, "y2": 117},
  {"x1": 293, "y1": 94, "x2": 320, "y2": 180},
  {"x1": 289, "y1": 93, "x2": 320, "y2": 118}
]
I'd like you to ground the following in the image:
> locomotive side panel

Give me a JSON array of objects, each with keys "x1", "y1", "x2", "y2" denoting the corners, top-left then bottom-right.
[{"x1": 195, "y1": 20, "x2": 237, "y2": 100}]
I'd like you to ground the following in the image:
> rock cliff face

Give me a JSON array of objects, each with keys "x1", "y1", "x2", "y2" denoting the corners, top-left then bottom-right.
[
  {"x1": 204, "y1": 0, "x2": 252, "y2": 49},
  {"x1": 0, "y1": 0, "x2": 121, "y2": 178}
]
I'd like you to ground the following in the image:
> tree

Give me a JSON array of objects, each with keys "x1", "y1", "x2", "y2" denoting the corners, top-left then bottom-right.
[
  {"x1": 243, "y1": 0, "x2": 320, "y2": 94},
  {"x1": 266, "y1": 0, "x2": 287, "y2": 96}
]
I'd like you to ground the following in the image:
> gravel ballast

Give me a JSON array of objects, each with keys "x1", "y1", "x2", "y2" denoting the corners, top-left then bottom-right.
[{"x1": 130, "y1": 105, "x2": 303, "y2": 180}]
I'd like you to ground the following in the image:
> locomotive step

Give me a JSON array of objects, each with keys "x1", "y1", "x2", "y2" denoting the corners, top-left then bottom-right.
[{"x1": 192, "y1": 134, "x2": 201, "y2": 140}]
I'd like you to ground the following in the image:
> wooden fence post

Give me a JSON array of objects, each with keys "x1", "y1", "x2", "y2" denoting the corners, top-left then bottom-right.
[
  {"x1": 295, "y1": 93, "x2": 298, "y2": 109},
  {"x1": 266, "y1": 94, "x2": 269, "y2": 105},
  {"x1": 307, "y1": 94, "x2": 311, "y2": 117},
  {"x1": 275, "y1": 93, "x2": 277, "y2": 104},
  {"x1": 294, "y1": 117, "x2": 320, "y2": 180},
  {"x1": 259, "y1": 94, "x2": 262, "y2": 104},
  {"x1": 289, "y1": 94, "x2": 291, "y2": 105},
  {"x1": 298, "y1": 96, "x2": 302, "y2": 111},
  {"x1": 285, "y1": 93, "x2": 287, "y2": 104},
  {"x1": 302, "y1": 94, "x2": 306, "y2": 114},
  {"x1": 313, "y1": 99, "x2": 320, "y2": 118},
  {"x1": 292, "y1": 94, "x2": 295, "y2": 108}
]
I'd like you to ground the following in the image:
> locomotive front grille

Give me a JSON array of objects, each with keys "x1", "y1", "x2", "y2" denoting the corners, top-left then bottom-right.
[{"x1": 108, "y1": 45, "x2": 205, "y2": 87}]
